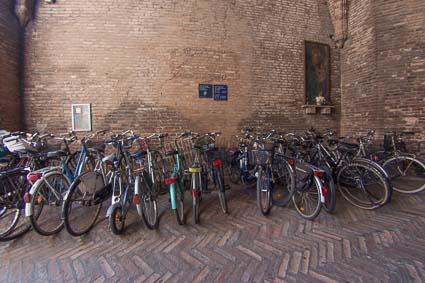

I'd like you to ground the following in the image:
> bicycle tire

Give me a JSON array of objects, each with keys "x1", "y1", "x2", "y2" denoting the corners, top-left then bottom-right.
[
  {"x1": 383, "y1": 155, "x2": 425, "y2": 194},
  {"x1": 355, "y1": 157, "x2": 393, "y2": 203},
  {"x1": 337, "y1": 162, "x2": 390, "y2": 210},
  {"x1": 174, "y1": 179, "x2": 186, "y2": 225},
  {"x1": 151, "y1": 151, "x2": 167, "y2": 195},
  {"x1": 109, "y1": 205, "x2": 125, "y2": 235},
  {"x1": 215, "y1": 170, "x2": 228, "y2": 214},
  {"x1": 192, "y1": 172, "x2": 201, "y2": 224},
  {"x1": 137, "y1": 173, "x2": 159, "y2": 229},
  {"x1": 292, "y1": 175, "x2": 322, "y2": 220},
  {"x1": 322, "y1": 172, "x2": 337, "y2": 213},
  {"x1": 62, "y1": 171, "x2": 104, "y2": 236},
  {"x1": 29, "y1": 171, "x2": 70, "y2": 236},
  {"x1": 271, "y1": 158, "x2": 295, "y2": 207},
  {"x1": 228, "y1": 166, "x2": 240, "y2": 185},
  {"x1": 257, "y1": 166, "x2": 272, "y2": 216},
  {"x1": 0, "y1": 169, "x2": 28, "y2": 238}
]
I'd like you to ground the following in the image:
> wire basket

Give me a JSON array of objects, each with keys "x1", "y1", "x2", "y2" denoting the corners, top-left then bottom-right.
[
  {"x1": 85, "y1": 140, "x2": 106, "y2": 152},
  {"x1": 252, "y1": 150, "x2": 273, "y2": 165},
  {"x1": 3, "y1": 137, "x2": 37, "y2": 153},
  {"x1": 193, "y1": 135, "x2": 215, "y2": 150}
]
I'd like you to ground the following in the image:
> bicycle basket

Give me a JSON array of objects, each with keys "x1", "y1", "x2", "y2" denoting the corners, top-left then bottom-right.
[
  {"x1": 3, "y1": 137, "x2": 36, "y2": 153},
  {"x1": 85, "y1": 140, "x2": 106, "y2": 152},
  {"x1": 252, "y1": 150, "x2": 273, "y2": 165},
  {"x1": 193, "y1": 135, "x2": 215, "y2": 150}
]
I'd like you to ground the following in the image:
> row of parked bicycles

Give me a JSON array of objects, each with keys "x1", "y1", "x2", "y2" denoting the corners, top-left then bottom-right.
[
  {"x1": 0, "y1": 127, "x2": 424, "y2": 242},
  {"x1": 0, "y1": 129, "x2": 227, "y2": 241},
  {"x1": 227, "y1": 128, "x2": 425, "y2": 220}
]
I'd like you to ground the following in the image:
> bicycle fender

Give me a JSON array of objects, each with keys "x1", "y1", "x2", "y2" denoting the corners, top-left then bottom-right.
[
  {"x1": 314, "y1": 176, "x2": 325, "y2": 204},
  {"x1": 25, "y1": 179, "x2": 43, "y2": 217},
  {"x1": 106, "y1": 203, "x2": 121, "y2": 218},
  {"x1": 170, "y1": 183, "x2": 177, "y2": 210}
]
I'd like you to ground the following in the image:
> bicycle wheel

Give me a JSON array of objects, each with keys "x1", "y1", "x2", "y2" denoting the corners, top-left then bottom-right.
[
  {"x1": 257, "y1": 166, "x2": 272, "y2": 216},
  {"x1": 192, "y1": 172, "x2": 201, "y2": 224},
  {"x1": 337, "y1": 162, "x2": 390, "y2": 209},
  {"x1": 63, "y1": 171, "x2": 105, "y2": 236},
  {"x1": 215, "y1": 169, "x2": 228, "y2": 214},
  {"x1": 151, "y1": 151, "x2": 167, "y2": 195},
  {"x1": 322, "y1": 173, "x2": 337, "y2": 213},
  {"x1": 0, "y1": 170, "x2": 28, "y2": 238},
  {"x1": 136, "y1": 173, "x2": 158, "y2": 229},
  {"x1": 271, "y1": 158, "x2": 295, "y2": 207},
  {"x1": 229, "y1": 165, "x2": 241, "y2": 184},
  {"x1": 174, "y1": 179, "x2": 186, "y2": 225},
  {"x1": 29, "y1": 171, "x2": 70, "y2": 236},
  {"x1": 109, "y1": 205, "x2": 125, "y2": 235},
  {"x1": 292, "y1": 176, "x2": 322, "y2": 220},
  {"x1": 383, "y1": 155, "x2": 425, "y2": 194}
]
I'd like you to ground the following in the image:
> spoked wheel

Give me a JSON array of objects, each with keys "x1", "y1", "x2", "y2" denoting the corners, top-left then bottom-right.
[
  {"x1": 110, "y1": 205, "x2": 125, "y2": 235},
  {"x1": 257, "y1": 166, "x2": 272, "y2": 216},
  {"x1": 192, "y1": 172, "x2": 201, "y2": 224},
  {"x1": 0, "y1": 170, "x2": 29, "y2": 239},
  {"x1": 229, "y1": 166, "x2": 241, "y2": 185},
  {"x1": 337, "y1": 163, "x2": 390, "y2": 210},
  {"x1": 174, "y1": 180, "x2": 186, "y2": 225},
  {"x1": 292, "y1": 176, "x2": 322, "y2": 220},
  {"x1": 215, "y1": 171, "x2": 228, "y2": 214},
  {"x1": 151, "y1": 151, "x2": 167, "y2": 195},
  {"x1": 322, "y1": 172, "x2": 337, "y2": 213},
  {"x1": 0, "y1": 207, "x2": 20, "y2": 239},
  {"x1": 136, "y1": 173, "x2": 159, "y2": 229},
  {"x1": 383, "y1": 156, "x2": 425, "y2": 194},
  {"x1": 63, "y1": 171, "x2": 105, "y2": 236},
  {"x1": 271, "y1": 159, "x2": 295, "y2": 207},
  {"x1": 29, "y1": 171, "x2": 70, "y2": 236}
]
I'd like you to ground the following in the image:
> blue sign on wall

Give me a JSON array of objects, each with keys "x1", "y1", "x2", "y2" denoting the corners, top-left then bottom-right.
[
  {"x1": 199, "y1": 84, "x2": 213, "y2": 98},
  {"x1": 214, "y1": 85, "x2": 228, "y2": 101}
]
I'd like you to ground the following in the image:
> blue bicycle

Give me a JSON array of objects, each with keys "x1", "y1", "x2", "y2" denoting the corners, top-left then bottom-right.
[
  {"x1": 25, "y1": 131, "x2": 106, "y2": 236},
  {"x1": 228, "y1": 128, "x2": 257, "y2": 185}
]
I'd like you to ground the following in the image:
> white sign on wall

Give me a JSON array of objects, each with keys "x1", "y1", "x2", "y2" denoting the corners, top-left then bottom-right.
[{"x1": 71, "y1": 104, "x2": 92, "y2": 131}]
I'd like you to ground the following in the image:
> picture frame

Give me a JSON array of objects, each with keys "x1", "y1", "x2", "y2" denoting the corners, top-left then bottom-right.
[
  {"x1": 305, "y1": 41, "x2": 331, "y2": 105},
  {"x1": 71, "y1": 104, "x2": 92, "y2": 131}
]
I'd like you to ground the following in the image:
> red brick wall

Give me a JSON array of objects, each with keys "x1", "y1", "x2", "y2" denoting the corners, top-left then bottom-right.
[
  {"x1": 23, "y1": 0, "x2": 340, "y2": 141},
  {"x1": 341, "y1": 0, "x2": 425, "y2": 153},
  {"x1": 0, "y1": 0, "x2": 21, "y2": 130}
]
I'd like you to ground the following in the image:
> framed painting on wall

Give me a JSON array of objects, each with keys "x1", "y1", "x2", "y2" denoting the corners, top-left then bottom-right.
[
  {"x1": 71, "y1": 104, "x2": 92, "y2": 131},
  {"x1": 305, "y1": 41, "x2": 331, "y2": 105}
]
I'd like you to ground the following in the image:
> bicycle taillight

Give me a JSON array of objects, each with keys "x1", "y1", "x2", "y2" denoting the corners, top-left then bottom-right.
[
  {"x1": 322, "y1": 186, "x2": 329, "y2": 197},
  {"x1": 27, "y1": 173, "x2": 42, "y2": 182}
]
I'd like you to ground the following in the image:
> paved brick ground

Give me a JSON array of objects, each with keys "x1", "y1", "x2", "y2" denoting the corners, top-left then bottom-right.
[{"x1": 1, "y1": 184, "x2": 425, "y2": 282}]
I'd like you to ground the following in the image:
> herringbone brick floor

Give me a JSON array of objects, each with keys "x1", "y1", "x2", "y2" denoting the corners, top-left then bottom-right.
[{"x1": 1, "y1": 183, "x2": 425, "y2": 282}]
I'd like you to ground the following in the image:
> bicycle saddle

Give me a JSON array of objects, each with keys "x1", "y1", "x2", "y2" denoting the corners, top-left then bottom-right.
[
  {"x1": 102, "y1": 153, "x2": 116, "y2": 163},
  {"x1": 45, "y1": 150, "x2": 68, "y2": 159}
]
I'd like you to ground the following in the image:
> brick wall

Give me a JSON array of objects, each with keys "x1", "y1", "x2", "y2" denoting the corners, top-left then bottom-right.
[
  {"x1": 341, "y1": 0, "x2": 425, "y2": 154},
  {"x1": 0, "y1": 0, "x2": 21, "y2": 130},
  {"x1": 23, "y1": 0, "x2": 340, "y2": 142}
]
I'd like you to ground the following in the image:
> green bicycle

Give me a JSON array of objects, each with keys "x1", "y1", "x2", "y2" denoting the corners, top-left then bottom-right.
[{"x1": 164, "y1": 132, "x2": 190, "y2": 225}]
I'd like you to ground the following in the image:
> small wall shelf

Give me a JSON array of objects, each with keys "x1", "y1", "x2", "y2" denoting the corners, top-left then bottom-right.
[{"x1": 302, "y1": 105, "x2": 335, "y2": 115}]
